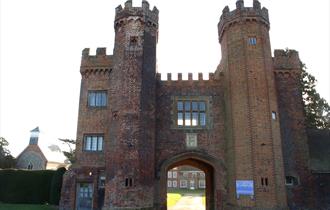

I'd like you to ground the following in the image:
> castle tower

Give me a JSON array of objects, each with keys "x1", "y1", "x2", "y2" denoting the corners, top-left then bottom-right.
[
  {"x1": 218, "y1": 0, "x2": 287, "y2": 208},
  {"x1": 105, "y1": 0, "x2": 159, "y2": 208},
  {"x1": 274, "y1": 50, "x2": 312, "y2": 208}
]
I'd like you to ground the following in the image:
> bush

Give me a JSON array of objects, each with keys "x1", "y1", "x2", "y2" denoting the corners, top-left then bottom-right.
[
  {"x1": 49, "y1": 167, "x2": 66, "y2": 205},
  {"x1": 0, "y1": 168, "x2": 65, "y2": 205}
]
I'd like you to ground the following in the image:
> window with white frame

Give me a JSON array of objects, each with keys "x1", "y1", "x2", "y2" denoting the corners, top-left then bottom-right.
[
  {"x1": 167, "y1": 180, "x2": 172, "y2": 188},
  {"x1": 177, "y1": 101, "x2": 206, "y2": 127},
  {"x1": 199, "y1": 180, "x2": 206, "y2": 188},
  {"x1": 172, "y1": 171, "x2": 177, "y2": 178},
  {"x1": 168, "y1": 171, "x2": 172, "y2": 178},
  {"x1": 84, "y1": 135, "x2": 104, "y2": 151},
  {"x1": 199, "y1": 172, "x2": 205, "y2": 178},
  {"x1": 180, "y1": 180, "x2": 187, "y2": 188},
  {"x1": 88, "y1": 91, "x2": 107, "y2": 107},
  {"x1": 172, "y1": 180, "x2": 177, "y2": 188}
]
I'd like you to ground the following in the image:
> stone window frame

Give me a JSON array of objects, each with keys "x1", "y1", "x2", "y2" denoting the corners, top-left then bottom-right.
[
  {"x1": 87, "y1": 90, "x2": 108, "y2": 108},
  {"x1": 171, "y1": 96, "x2": 212, "y2": 130},
  {"x1": 83, "y1": 134, "x2": 104, "y2": 152}
]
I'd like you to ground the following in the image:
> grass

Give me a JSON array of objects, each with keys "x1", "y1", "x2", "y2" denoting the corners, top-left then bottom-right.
[
  {"x1": 167, "y1": 188, "x2": 205, "y2": 195},
  {"x1": 167, "y1": 189, "x2": 206, "y2": 207},
  {"x1": 202, "y1": 196, "x2": 206, "y2": 205},
  {"x1": 0, "y1": 204, "x2": 57, "y2": 210},
  {"x1": 167, "y1": 193, "x2": 182, "y2": 207}
]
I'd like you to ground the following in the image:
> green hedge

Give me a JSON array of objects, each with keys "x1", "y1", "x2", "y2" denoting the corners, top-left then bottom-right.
[
  {"x1": 0, "y1": 167, "x2": 66, "y2": 205},
  {"x1": 49, "y1": 167, "x2": 66, "y2": 205}
]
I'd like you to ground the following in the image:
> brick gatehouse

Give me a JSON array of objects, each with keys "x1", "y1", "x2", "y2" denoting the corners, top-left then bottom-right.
[{"x1": 60, "y1": 1, "x2": 328, "y2": 209}]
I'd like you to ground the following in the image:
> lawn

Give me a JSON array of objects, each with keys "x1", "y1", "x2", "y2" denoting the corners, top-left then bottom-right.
[
  {"x1": 167, "y1": 193, "x2": 182, "y2": 207},
  {"x1": 167, "y1": 189, "x2": 205, "y2": 207},
  {"x1": 0, "y1": 204, "x2": 57, "y2": 210},
  {"x1": 167, "y1": 188, "x2": 205, "y2": 195}
]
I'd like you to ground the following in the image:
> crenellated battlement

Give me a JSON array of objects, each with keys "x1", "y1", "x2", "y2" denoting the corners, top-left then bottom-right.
[
  {"x1": 273, "y1": 49, "x2": 301, "y2": 71},
  {"x1": 114, "y1": 0, "x2": 158, "y2": 30},
  {"x1": 156, "y1": 72, "x2": 218, "y2": 82},
  {"x1": 80, "y1": 48, "x2": 113, "y2": 76},
  {"x1": 218, "y1": 0, "x2": 269, "y2": 42}
]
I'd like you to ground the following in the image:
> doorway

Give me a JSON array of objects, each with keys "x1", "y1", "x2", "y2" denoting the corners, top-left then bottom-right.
[{"x1": 76, "y1": 183, "x2": 93, "y2": 210}]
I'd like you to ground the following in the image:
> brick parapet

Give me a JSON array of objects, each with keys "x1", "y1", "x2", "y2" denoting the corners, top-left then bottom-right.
[
  {"x1": 218, "y1": 0, "x2": 269, "y2": 42},
  {"x1": 80, "y1": 48, "x2": 113, "y2": 76},
  {"x1": 156, "y1": 72, "x2": 221, "y2": 82},
  {"x1": 115, "y1": 0, "x2": 158, "y2": 31},
  {"x1": 273, "y1": 49, "x2": 301, "y2": 71}
]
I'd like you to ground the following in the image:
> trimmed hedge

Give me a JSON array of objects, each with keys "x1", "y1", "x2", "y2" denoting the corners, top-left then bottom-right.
[
  {"x1": 0, "y1": 167, "x2": 66, "y2": 205},
  {"x1": 49, "y1": 167, "x2": 66, "y2": 205}
]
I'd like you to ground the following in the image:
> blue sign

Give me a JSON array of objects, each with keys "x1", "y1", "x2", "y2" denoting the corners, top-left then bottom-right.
[{"x1": 236, "y1": 180, "x2": 254, "y2": 198}]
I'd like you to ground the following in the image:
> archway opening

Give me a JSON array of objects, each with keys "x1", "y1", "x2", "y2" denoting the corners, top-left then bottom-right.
[{"x1": 166, "y1": 158, "x2": 214, "y2": 210}]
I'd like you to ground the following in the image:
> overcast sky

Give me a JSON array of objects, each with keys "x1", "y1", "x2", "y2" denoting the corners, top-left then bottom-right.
[{"x1": 0, "y1": 0, "x2": 329, "y2": 156}]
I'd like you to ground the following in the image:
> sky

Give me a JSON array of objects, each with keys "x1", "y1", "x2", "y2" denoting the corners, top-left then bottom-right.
[{"x1": 0, "y1": 0, "x2": 329, "y2": 157}]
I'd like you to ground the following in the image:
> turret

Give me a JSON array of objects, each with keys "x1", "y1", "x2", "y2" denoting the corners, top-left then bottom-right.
[
  {"x1": 29, "y1": 127, "x2": 40, "y2": 145},
  {"x1": 219, "y1": 0, "x2": 287, "y2": 209},
  {"x1": 105, "y1": 0, "x2": 158, "y2": 208},
  {"x1": 218, "y1": 0, "x2": 269, "y2": 43}
]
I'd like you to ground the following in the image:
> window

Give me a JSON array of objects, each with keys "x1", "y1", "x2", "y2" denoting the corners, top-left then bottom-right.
[
  {"x1": 248, "y1": 37, "x2": 257, "y2": 45},
  {"x1": 172, "y1": 171, "x2": 177, "y2": 178},
  {"x1": 272, "y1": 111, "x2": 277, "y2": 120},
  {"x1": 27, "y1": 163, "x2": 33, "y2": 170},
  {"x1": 88, "y1": 91, "x2": 107, "y2": 107},
  {"x1": 77, "y1": 183, "x2": 93, "y2": 209},
  {"x1": 183, "y1": 172, "x2": 188, "y2": 178},
  {"x1": 167, "y1": 180, "x2": 172, "y2": 188},
  {"x1": 125, "y1": 178, "x2": 133, "y2": 188},
  {"x1": 79, "y1": 183, "x2": 93, "y2": 199},
  {"x1": 261, "y1": 177, "x2": 269, "y2": 186},
  {"x1": 177, "y1": 100, "x2": 206, "y2": 127},
  {"x1": 285, "y1": 176, "x2": 299, "y2": 186},
  {"x1": 168, "y1": 171, "x2": 172, "y2": 178},
  {"x1": 129, "y1": 36, "x2": 139, "y2": 46},
  {"x1": 99, "y1": 171, "x2": 106, "y2": 188},
  {"x1": 180, "y1": 180, "x2": 187, "y2": 188},
  {"x1": 84, "y1": 135, "x2": 103, "y2": 151},
  {"x1": 199, "y1": 180, "x2": 206, "y2": 188},
  {"x1": 172, "y1": 180, "x2": 177, "y2": 188}
]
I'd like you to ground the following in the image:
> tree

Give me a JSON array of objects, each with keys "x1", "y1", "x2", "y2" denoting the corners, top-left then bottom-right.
[
  {"x1": 58, "y1": 138, "x2": 76, "y2": 164},
  {"x1": 0, "y1": 137, "x2": 16, "y2": 168},
  {"x1": 300, "y1": 65, "x2": 330, "y2": 129}
]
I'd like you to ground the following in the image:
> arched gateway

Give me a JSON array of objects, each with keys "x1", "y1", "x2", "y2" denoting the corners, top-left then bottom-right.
[
  {"x1": 59, "y1": 0, "x2": 302, "y2": 210},
  {"x1": 156, "y1": 151, "x2": 226, "y2": 210}
]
